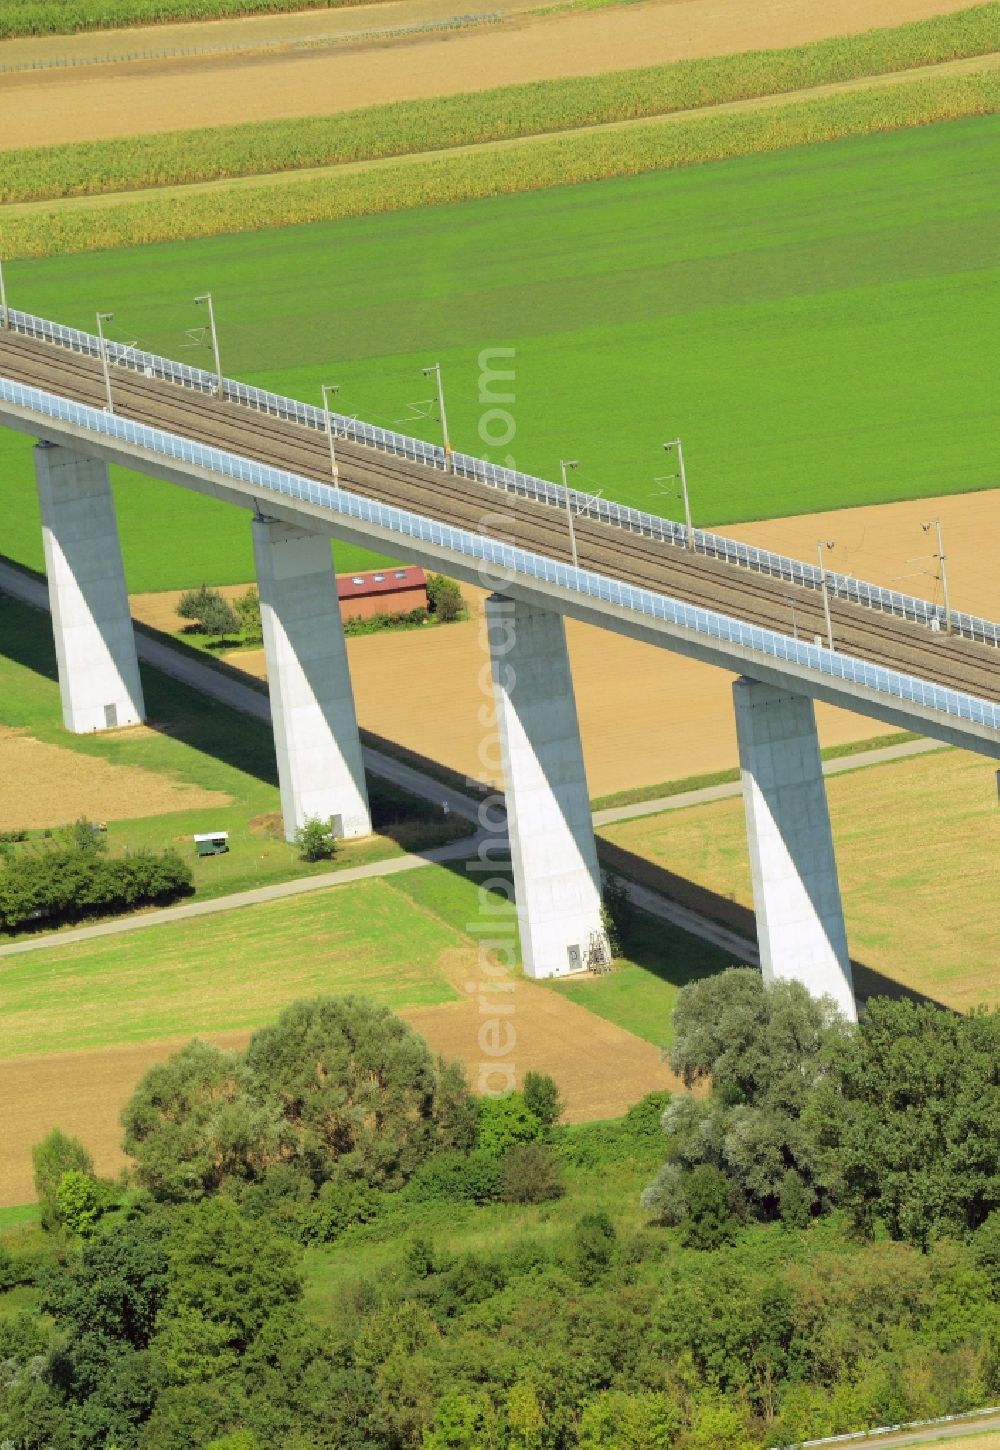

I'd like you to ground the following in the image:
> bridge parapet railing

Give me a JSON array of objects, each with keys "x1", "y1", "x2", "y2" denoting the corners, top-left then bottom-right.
[
  {"x1": 7, "y1": 309, "x2": 998, "y2": 648},
  {"x1": 3, "y1": 376, "x2": 997, "y2": 737}
]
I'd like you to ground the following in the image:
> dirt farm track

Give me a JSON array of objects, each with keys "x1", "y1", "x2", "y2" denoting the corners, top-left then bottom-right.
[{"x1": 0, "y1": 0, "x2": 982, "y2": 149}]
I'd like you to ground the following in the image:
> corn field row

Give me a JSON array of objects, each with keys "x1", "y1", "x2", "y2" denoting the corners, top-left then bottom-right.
[
  {"x1": 1, "y1": 1, "x2": 998, "y2": 202},
  {"x1": 4, "y1": 73, "x2": 997, "y2": 262}
]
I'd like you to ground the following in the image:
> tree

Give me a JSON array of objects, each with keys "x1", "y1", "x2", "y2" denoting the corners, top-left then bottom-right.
[
  {"x1": 827, "y1": 998, "x2": 1000, "y2": 1244},
  {"x1": 155, "y1": 1197, "x2": 303, "y2": 1386},
  {"x1": 293, "y1": 816, "x2": 338, "y2": 862},
  {"x1": 122, "y1": 1040, "x2": 287, "y2": 1202},
  {"x1": 647, "y1": 970, "x2": 850, "y2": 1220},
  {"x1": 682, "y1": 1164, "x2": 739, "y2": 1250},
  {"x1": 522, "y1": 1072, "x2": 563, "y2": 1128},
  {"x1": 578, "y1": 1390, "x2": 680, "y2": 1449},
  {"x1": 235, "y1": 586, "x2": 262, "y2": 645},
  {"x1": 32, "y1": 1128, "x2": 94, "y2": 1232},
  {"x1": 177, "y1": 585, "x2": 240, "y2": 640},
  {"x1": 55, "y1": 1170, "x2": 101, "y2": 1238},
  {"x1": 38, "y1": 1212, "x2": 169, "y2": 1446},
  {"x1": 245, "y1": 997, "x2": 476, "y2": 1189},
  {"x1": 426, "y1": 574, "x2": 464, "y2": 623}
]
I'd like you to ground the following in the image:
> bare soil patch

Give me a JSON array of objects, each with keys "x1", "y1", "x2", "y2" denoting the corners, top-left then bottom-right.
[
  {"x1": 0, "y1": 728, "x2": 231, "y2": 830},
  {"x1": 141, "y1": 491, "x2": 1000, "y2": 800},
  {"x1": 0, "y1": 960, "x2": 676, "y2": 1205},
  {"x1": 0, "y1": 0, "x2": 979, "y2": 149}
]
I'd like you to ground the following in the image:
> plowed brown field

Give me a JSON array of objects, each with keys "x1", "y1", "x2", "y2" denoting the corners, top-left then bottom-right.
[
  {"x1": 0, "y1": 0, "x2": 980, "y2": 149},
  {"x1": 0, "y1": 727, "x2": 231, "y2": 830}
]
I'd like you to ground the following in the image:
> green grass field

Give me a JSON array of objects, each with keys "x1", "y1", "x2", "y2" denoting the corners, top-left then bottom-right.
[
  {"x1": 0, "y1": 877, "x2": 463, "y2": 1058},
  {"x1": 0, "y1": 595, "x2": 465, "y2": 915},
  {"x1": 1, "y1": 116, "x2": 997, "y2": 589}
]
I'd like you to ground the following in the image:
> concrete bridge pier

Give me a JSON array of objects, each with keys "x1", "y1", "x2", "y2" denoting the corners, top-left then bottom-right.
[
  {"x1": 253, "y1": 517, "x2": 371, "y2": 842},
  {"x1": 486, "y1": 592, "x2": 607, "y2": 979},
  {"x1": 733, "y1": 676, "x2": 856, "y2": 1021},
  {"x1": 34, "y1": 441, "x2": 145, "y2": 733}
]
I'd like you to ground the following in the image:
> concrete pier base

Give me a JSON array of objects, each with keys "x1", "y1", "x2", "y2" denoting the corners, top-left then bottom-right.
[
  {"x1": 486, "y1": 593, "x2": 606, "y2": 979},
  {"x1": 253, "y1": 518, "x2": 370, "y2": 842},
  {"x1": 35, "y1": 441, "x2": 145, "y2": 733},
  {"x1": 733, "y1": 676, "x2": 856, "y2": 1021}
]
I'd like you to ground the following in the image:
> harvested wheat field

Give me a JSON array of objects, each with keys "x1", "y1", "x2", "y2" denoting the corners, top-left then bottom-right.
[
  {"x1": 0, "y1": 976, "x2": 675, "y2": 1206},
  {"x1": 0, "y1": 727, "x2": 231, "y2": 830},
  {"x1": 600, "y1": 747, "x2": 1000, "y2": 1012},
  {"x1": 0, "y1": 0, "x2": 979, "y2": 149},
  {"x1": 132, "y1": 491, "x2": 1000, "y2": 800}
]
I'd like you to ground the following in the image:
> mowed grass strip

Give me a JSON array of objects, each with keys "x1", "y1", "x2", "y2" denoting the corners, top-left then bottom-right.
[
  {"x1": 597, "y1": 750, "x2": 1000, "y2": 1010},
  {"x1": 0, "y1": 877, "x2": 462, "y2": 1058},
  {"x1": 4, "y1": 4, "x2": 998, "y2": 202},
  {"x1": 3, "y1": 69, "x2": 998, "y2": 259}
]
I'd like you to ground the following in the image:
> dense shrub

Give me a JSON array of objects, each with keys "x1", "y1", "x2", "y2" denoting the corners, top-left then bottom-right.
[
  {"x1": 566, "y1": 1211, "x2": 617, "y2": 1284},
  {"x1": 293, "y1": 816, "x2": 338, "y2": 862},
  {"x1": 0, "y1": 840, "x2": 193, "y2": 931},
  {"x1": 343, "y1": 608, "x2": 428, "y2": 637},
  {"x1": 475, "y1": 1092, "x2": 542, "y2": 1155},
  {"x1": 177, "y1": 584, "x2": 240, "y2": 639},
  {"x1": 500, "y1": 1143, "x2": 564, "y2": 1205},
  {"x1": 32, "y1": 1128, "x2": 95, "y2": 1232},
  {"x1": 405, "y1": 1149, "x2": 503, "y2": 1206},
  {"x1": 426, "y1": 574, "x2": 464, "y2": 623},
  {"x1": 300, "y1": 1180, "x2": 383, "y2": 1244}
]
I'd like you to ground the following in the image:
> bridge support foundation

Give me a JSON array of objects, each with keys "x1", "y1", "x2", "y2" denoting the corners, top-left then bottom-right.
[
  {"x1": 733, "y1": 676, "x2": 856, "y2": 1021},
  {"x1": 486, "y1": 593, "x2": 606, "y2": 979},
  {"x1": 35, "y1": 441, "x2": 145, "y2": 734},
  {"x1": 253, "y1": 518, "x2": 370, "y2": 842}
]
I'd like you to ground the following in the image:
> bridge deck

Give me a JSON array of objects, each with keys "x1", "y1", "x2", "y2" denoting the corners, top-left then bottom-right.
[{"x1": 0, "y1": 328, "x2": 997, "y2": 710}]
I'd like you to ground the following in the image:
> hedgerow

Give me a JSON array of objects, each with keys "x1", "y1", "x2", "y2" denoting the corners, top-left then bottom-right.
[
  {"x1": 0, "y1": 838, "x2": 193, "y2": 929},
  {"x1": 3, "y1": 3, "x2": 997, "y2": 201},
  {"x1": 3, "y1": 72, "x2": 997, "y2": 260}
]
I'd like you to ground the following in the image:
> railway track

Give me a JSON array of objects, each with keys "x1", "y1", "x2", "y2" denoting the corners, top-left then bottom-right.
[{"x1": 1, "y1": 331, "x2": 997, "y2": 705}]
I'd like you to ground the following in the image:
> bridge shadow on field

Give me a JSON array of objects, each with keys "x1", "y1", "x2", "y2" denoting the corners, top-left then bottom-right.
[
  {"x1": 597, "y1": 838, "x2": 947, "y2": 1011},
  {"x1": 0, "y1": 565, "x2": 950, "y2": 1011},
  {"x1": 0, "y1": 568, "x2": 466, "y2": 849}
]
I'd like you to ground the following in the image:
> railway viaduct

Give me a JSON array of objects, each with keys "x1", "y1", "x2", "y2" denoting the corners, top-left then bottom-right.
[{"x1": 1, "y1": 311, "x2": 998, "y2": 1025}]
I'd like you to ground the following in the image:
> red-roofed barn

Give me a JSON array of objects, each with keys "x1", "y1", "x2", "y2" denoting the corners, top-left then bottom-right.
[{"x1": 336, "y1": 566, "x2": 428, "y2": 621}]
